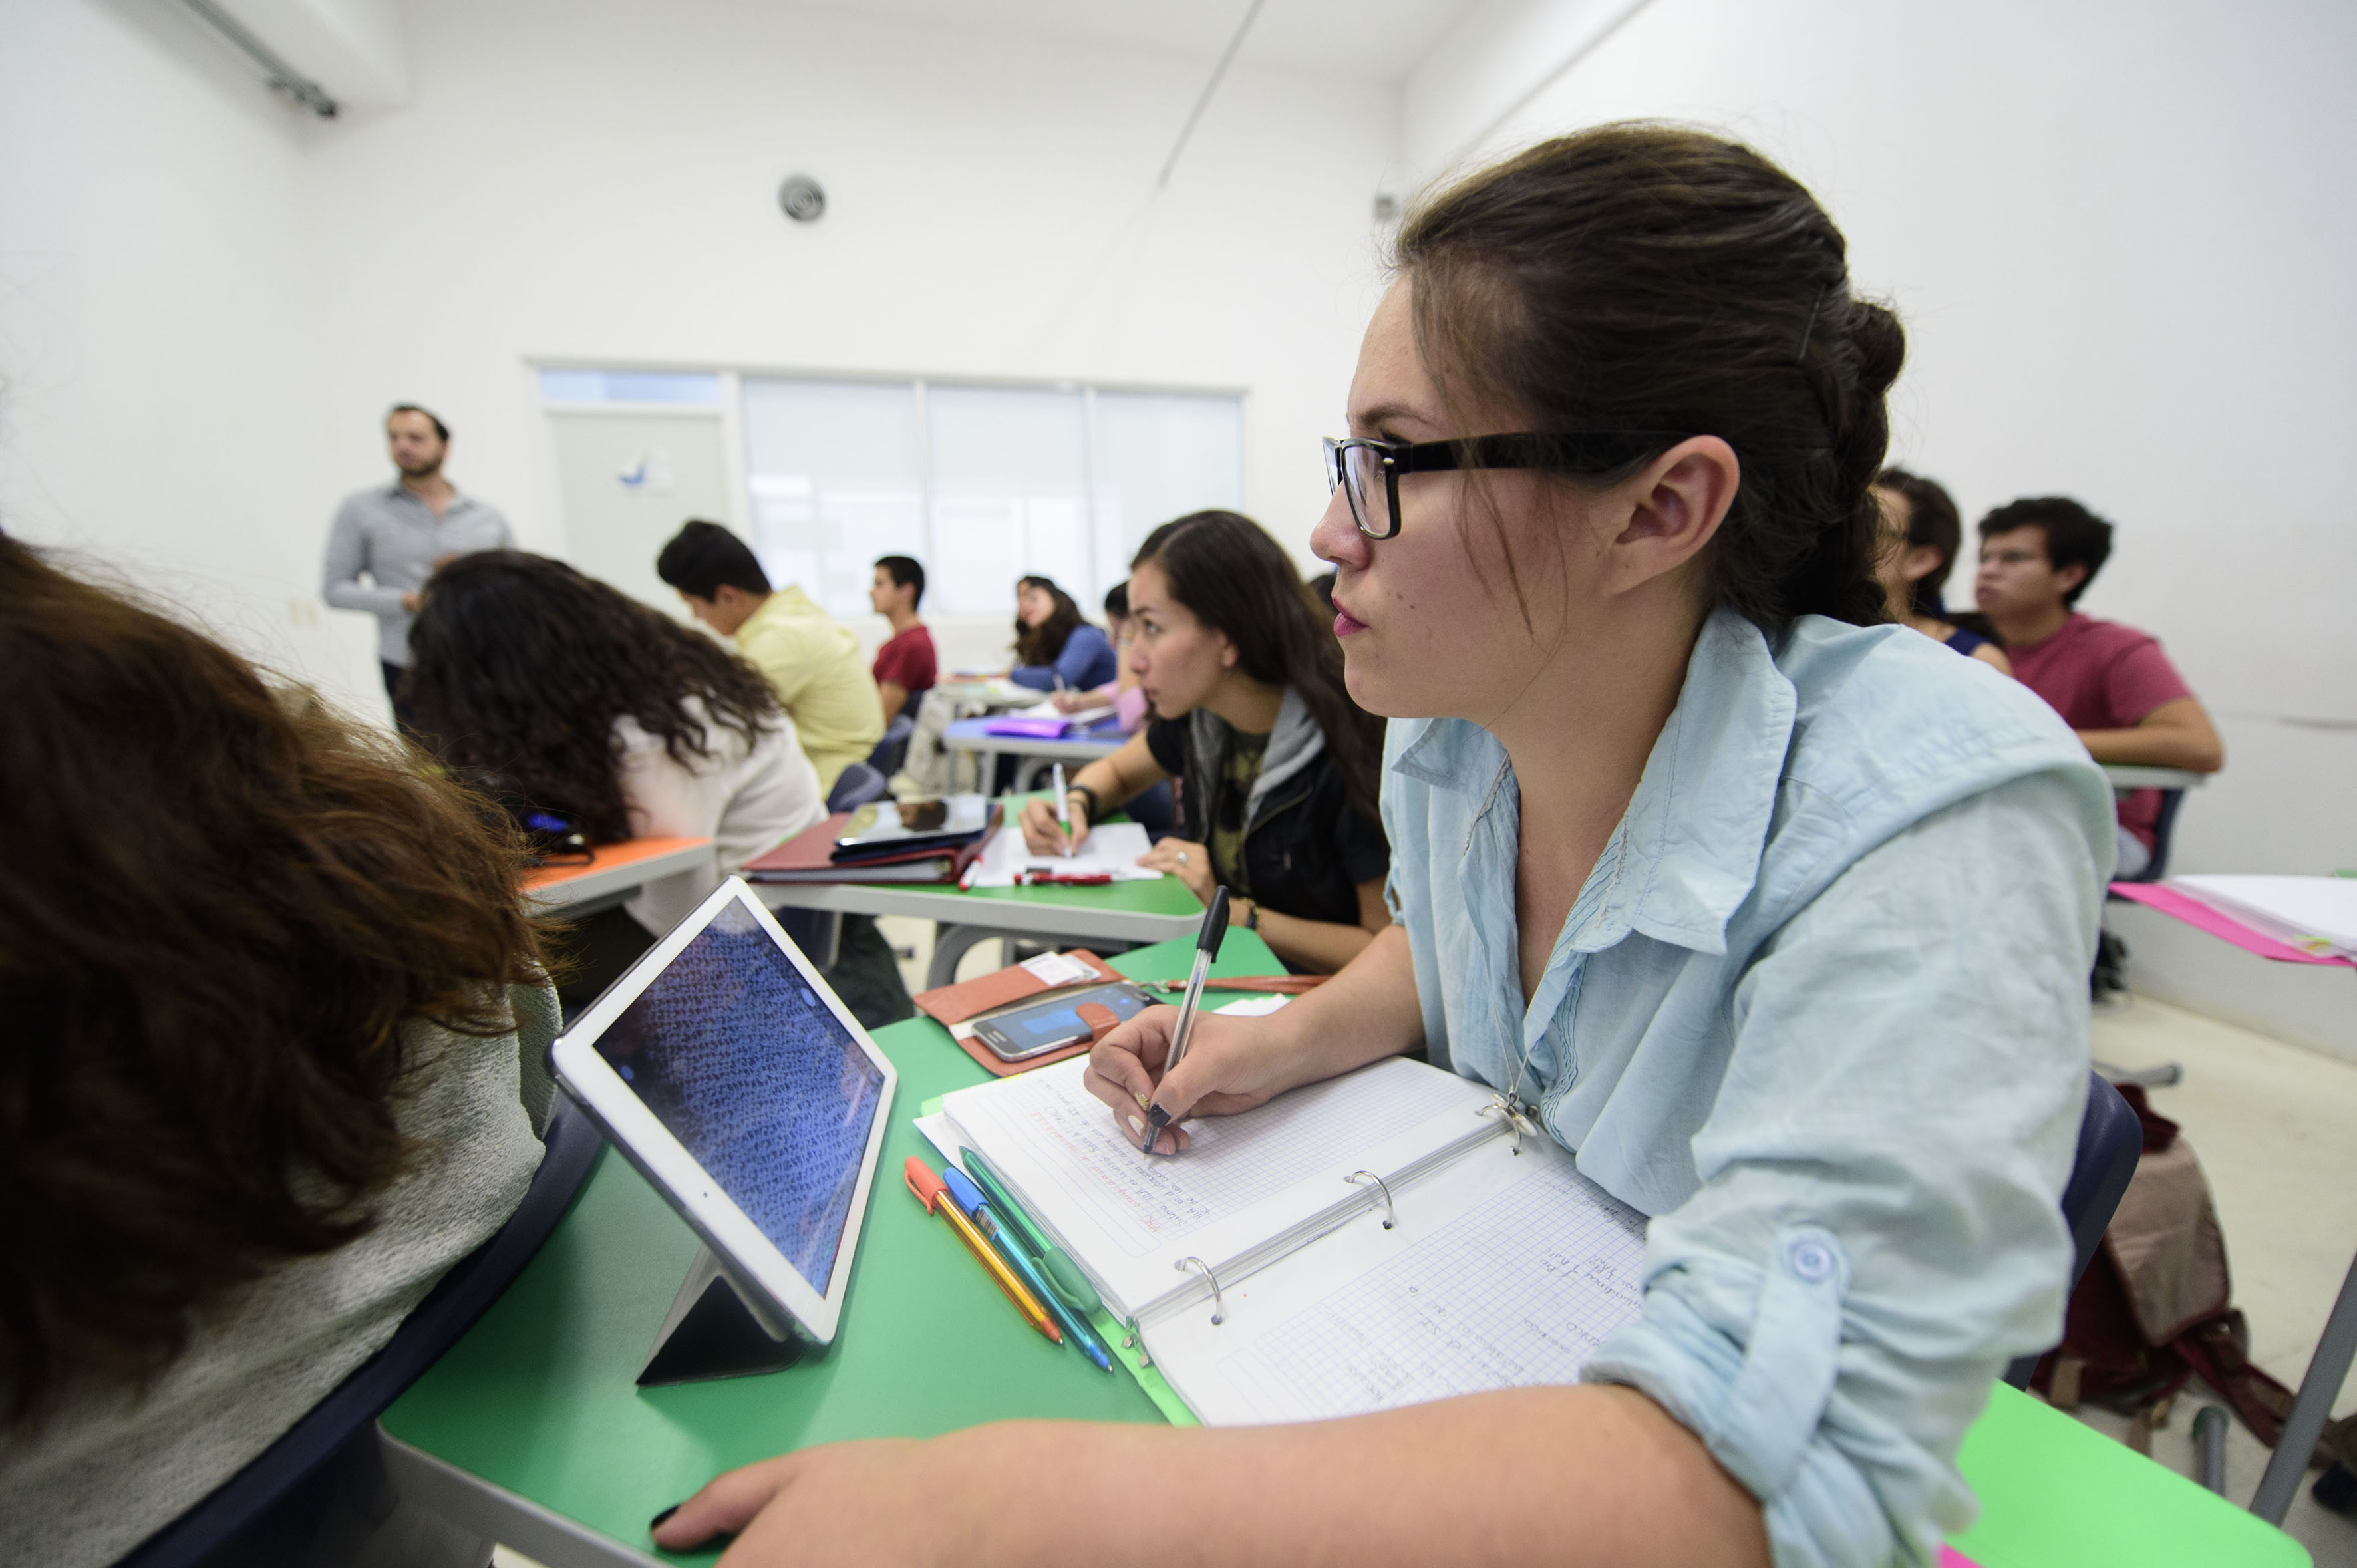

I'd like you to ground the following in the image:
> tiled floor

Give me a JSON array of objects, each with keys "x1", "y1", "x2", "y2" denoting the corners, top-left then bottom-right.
[
  {"x1": 502, "y1": 965, "x2": 2357, "y2": 1567},
  {"x1": 2083, "y1": 994, "x2": 2357, "y2": 1565}
]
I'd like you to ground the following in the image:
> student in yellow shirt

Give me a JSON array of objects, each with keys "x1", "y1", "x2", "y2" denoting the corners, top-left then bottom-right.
[{"x1": 656, "y1": 521, "x2": 884, "y2": 796}]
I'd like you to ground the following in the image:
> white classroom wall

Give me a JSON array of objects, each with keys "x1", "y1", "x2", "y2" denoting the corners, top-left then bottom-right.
[
  {"x1": 0, "y1": 0, "x2": 347, "y2": 695},
  {"x1": 2, "y1": 0, "x2": 1398, "y2": 714},
  {"x1": 1406, "y1": 0, "x2": 2357, "y2": 1057}
]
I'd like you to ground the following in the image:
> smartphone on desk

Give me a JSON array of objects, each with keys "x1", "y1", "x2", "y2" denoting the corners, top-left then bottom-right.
[{"x1": 971, "y1": 981, "x2": 1153, "y2": 1064}]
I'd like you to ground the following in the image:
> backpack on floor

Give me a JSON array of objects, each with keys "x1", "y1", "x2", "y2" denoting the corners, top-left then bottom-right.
[{"x1": 2032, "y1": 1084, "x2": 2316, "y2": 1464}]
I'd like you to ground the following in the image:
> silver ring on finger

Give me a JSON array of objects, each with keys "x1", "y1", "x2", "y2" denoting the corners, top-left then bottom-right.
[{"x1": 1177, "y1": 850, "x2": 1189, "y2": 864}]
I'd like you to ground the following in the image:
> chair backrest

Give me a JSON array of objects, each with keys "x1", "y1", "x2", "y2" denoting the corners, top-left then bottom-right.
[
  {"x1": 115, "y1": 1100, "x2": 605, "y2": 1568},
  {"x1": 2111, "y1": 787, "x2": 2186, "y2": 885},
  {"x1": 867, "y1": 714, "x2": 915, "y2": 777},
  {"x1": 827, "y1": 760, "x2": 891, "y2": 814},
  {"x1": 2002, "y1": 1070, "x2": 2143, "y2": 1389}
]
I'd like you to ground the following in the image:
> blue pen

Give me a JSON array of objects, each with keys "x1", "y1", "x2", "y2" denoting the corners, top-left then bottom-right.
[{"x1": 939, "y1": 1166, "x2": 1114, "y2": 1373}]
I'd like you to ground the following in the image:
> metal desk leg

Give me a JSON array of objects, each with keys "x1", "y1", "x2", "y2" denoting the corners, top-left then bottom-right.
[{"x1": 2251, "y1": 1248, "x2": 2357, "y2": 1523}]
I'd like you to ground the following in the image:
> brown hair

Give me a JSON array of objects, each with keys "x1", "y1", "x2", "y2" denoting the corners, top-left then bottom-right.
[
  {"x1": 1013, "y1": 575, "x2": 1086, "y2": 669},
  {"x1": 1875, "y1": 466, "x2": 1965, "y2": 620},
  {"x1": 1395, "y1": 123, "x2": 1902, "y2": 630},
  {"x1": 1132, "y1": 512, "x2": 1386, "y2": 826},
  {"x1": 0, "y1": 539, "x2": 545, "y2": 1425},
  {"x1": 405, "y1": 552, "x2": 782, "y2": 843}
]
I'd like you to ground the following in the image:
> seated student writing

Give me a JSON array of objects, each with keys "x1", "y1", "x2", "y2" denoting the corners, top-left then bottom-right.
[
  {"x1": 1007, "y1": 574, "x2": 1118, "y2": 691},
  {"x1": 1972, "y1": 496, "x2": 2223, "y2": 878},
  {"x1": 655, "y1": 520, "x2": 885, "y2": 796},
  {"x1": 1873, "y1": 467, "x2": 2011, "y2": 674},
  {"x1": 1016, "y1": 510, "x2": 1390, "y2": 975},
  {"x1": 0, "y1": 538, "x2": 553, "y2": 1568},
  {"x1": 869, "y1": 553, "x2": 935, "y2": 719},
  {"x1": 405, "y1": 552, "x2": 830, "y2": 1009},
  {"x1": 655, "y1": 126, "x2": 2111, "y2": 1568}
]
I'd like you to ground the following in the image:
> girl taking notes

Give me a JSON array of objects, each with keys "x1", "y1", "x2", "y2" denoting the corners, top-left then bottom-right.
[
  {"x1": 655, "y1": 125, "x2": 2109, "y2": 1568},
  {"x1": 1016, "y1": 510, "x2": 1391, "y2": 975}
]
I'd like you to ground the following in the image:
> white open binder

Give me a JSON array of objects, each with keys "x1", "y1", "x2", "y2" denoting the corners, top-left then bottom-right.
[{"x1": 918, "y1": 1052, "x2": 1648, "y2": 1426}]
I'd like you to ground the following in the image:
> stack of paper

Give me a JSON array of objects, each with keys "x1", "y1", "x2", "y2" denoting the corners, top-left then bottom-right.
[{"x1": 2171, "y1": 875, "x2": 2357, "y2": 960}]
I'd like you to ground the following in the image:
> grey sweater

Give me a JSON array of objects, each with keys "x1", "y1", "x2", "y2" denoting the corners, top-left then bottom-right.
[{"x1": 0, "y1": 983, "x2": 559, "y2": 1568}]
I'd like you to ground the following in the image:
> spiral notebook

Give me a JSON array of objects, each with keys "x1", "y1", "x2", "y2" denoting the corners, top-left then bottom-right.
[{"x1": 920, "y1": 1054, "x2": 1649, "y2": 1426}]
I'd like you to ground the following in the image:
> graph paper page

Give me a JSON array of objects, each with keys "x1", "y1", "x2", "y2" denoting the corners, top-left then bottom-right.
[
  {"x1": 940, "y1": 1054, "x2": 1498, "y2": 1318},
  {"x1": 1142, "y1": 1134, "x2": 1649, "y2": 1426}
]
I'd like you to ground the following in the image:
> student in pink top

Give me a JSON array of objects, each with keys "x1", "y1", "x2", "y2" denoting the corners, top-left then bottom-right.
[{"x1": 1973, "y1": 496, "x2": 2223, "y2": 875}]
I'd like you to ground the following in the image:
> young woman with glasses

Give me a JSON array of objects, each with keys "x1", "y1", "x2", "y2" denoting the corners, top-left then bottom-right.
[
  {"x1": 654, "y1": 125, "x2": 2110, "y2": 1568},
  {"x1": 1015, "y1": 510, "x2": 1390, "y2": 975}
]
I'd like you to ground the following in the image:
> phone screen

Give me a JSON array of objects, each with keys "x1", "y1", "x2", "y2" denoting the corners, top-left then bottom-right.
[{"x1": 973, "y1": 983, "x2": 1150, "y2": 1061}]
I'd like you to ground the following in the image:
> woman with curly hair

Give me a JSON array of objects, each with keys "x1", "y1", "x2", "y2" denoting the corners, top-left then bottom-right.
[
  {"x1": 404, "y1": 551, "x2": 831, "y2": 1008},
  {"x1": 0, "y1": 536, "x2": 553, "y2": 1567}
]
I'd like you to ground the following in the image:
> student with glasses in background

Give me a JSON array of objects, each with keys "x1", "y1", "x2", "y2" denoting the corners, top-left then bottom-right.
[
  {"x1": 653, "y1": 126, "x2": 2110, "y2": 1568},
  {"x1": 1015, "y1": 511, "x2": 1390, "y2": 975}
]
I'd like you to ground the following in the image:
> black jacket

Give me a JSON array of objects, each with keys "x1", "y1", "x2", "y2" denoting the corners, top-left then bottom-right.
[{"x1": 1144, "y1": 689, "x2": 1387, "y2": 931}]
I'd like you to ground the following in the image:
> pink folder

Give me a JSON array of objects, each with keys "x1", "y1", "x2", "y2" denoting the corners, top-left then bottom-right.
[{"x1": 2110, "y1": 881, "x2": 2357, "y2": 967}]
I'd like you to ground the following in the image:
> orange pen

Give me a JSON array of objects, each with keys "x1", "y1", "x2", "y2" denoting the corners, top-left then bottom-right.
[{"x1": 904, "y1": 1156, "x2": 1062, "y2": 1344}]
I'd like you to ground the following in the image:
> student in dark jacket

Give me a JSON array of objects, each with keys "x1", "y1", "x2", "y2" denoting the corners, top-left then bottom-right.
[{"x1": 1019, "y1": 511, "x2": 1389, "y2": 973}]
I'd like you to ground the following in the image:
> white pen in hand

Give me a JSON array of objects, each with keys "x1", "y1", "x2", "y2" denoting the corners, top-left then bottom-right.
[
  {"x1": 1052, "y1": 762, "x2": 1071, "y2": 857},
  {"x1": 1142, "y1": 887, "x2": 1229, "y2": 1158}
]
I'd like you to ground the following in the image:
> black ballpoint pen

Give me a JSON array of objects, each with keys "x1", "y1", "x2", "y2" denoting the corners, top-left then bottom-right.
[{"x1": 1142, "y1": 886, "x2": 1228, "y2": 1157}]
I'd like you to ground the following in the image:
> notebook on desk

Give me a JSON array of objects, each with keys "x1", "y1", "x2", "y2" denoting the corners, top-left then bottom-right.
[{"x1": 917, "y1": 1054, "x2": 1647, "y2": 1426}]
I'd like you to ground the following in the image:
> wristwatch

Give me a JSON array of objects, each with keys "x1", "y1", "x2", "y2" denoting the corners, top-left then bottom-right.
[
  {"x1": 1068, "y1": 782, "x2": 1101, "y2": 820},
  {"x1": 1240, "y1": 898, "x2": 1261, "y2": 931}
]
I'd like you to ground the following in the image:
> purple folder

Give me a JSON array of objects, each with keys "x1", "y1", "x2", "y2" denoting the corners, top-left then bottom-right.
[{"x1": 982, "y1": 716, "x2": 1083, "y2": 739}]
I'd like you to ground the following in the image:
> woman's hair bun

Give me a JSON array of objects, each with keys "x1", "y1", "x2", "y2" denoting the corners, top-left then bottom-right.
[{"x1": 1396, "y1": 122, "x2": 1903, "y2": 630}]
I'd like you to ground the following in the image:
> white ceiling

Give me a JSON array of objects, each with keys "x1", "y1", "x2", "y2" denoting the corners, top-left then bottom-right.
[{"x1": 800, "y1": 0, "x2": 1483, "y2": 84}]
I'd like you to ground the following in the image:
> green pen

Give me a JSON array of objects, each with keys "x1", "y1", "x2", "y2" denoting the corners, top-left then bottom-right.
[{"x1": 959, "y1": 1146, "x2": 1101, "y2": 1315}]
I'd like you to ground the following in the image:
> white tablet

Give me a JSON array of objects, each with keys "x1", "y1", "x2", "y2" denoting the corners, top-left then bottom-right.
[{"x1": 550, "y1": 877, "x2": 896, "y2": 1347}]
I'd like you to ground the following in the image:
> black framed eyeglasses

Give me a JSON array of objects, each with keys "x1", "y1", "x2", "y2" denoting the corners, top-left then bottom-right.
[{"x1": 1321, "y1": 431, "x2": 1696, "y2": 540}]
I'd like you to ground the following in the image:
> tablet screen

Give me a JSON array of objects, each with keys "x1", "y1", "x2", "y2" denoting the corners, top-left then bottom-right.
[{"x1": 594, "y1": 901, "x2": 885, "y2": 1290}]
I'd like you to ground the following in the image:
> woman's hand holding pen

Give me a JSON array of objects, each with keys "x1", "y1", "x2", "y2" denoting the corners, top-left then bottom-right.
[
  {"x1": 1017, "y1": 794, "x2": 1088, "y2": 855},
  {"x1": 1082, "y1": 1005, "x2": 1305, "y2": 1155}
]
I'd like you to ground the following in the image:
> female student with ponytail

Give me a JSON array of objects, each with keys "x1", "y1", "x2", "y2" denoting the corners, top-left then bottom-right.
[
  {"x1": 1016, "y1": 510, "x2": 1390, "y2": 975},
  {"x1": 654, "y1": 125, "x2": 2110, "y2": 1568}
]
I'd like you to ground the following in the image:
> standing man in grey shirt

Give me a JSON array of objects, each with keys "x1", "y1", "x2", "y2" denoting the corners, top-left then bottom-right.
[{"x1": 322, "y1": 404, "x2": 514, "y2": 730}]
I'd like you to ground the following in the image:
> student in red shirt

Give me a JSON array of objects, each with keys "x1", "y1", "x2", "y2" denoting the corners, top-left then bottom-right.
[
  {"x1": 867, "y1": 555, "x2": 935, "y2": 720},
  {"x1": 1973, "y1": 496, "x2": 2223, "y2": 875}
]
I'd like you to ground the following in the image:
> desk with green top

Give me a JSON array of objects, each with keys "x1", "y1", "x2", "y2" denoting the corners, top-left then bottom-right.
[{"x1": 377, "y1": 932, "x2": 2309, "y2": 1568}]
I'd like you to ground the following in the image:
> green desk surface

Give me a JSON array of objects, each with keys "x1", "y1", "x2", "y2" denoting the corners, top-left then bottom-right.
[
  {"x1": 1950, "y1": 1384, "x2": 2308, "y2": 1566},
  {"x1": 383, "y1": 931, "x2": 1266, "y2": 1563},
  {"x1": 383, "y1": 929, "x2": 2308, "y2": 1568}
]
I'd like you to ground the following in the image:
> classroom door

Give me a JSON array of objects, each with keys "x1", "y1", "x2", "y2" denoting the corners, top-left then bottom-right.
[{"x1": 546, "y1": 410, "x2": 733, "y2": 619}]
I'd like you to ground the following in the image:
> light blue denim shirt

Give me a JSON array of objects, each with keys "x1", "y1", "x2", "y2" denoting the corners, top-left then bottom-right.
[{"x1": 1382, "y1": 609, "x2": 2114, "y2": 1568}]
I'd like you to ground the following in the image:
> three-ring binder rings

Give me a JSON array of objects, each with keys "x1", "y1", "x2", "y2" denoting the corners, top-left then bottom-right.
[{"x1": 917, "y1": 1053, "x2": 1646, "y2": 1426}]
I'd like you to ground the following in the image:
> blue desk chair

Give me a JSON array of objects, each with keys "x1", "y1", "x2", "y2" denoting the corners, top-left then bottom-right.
[
  {"x1": 868, "y1": 714, "x2": 915, "y2": 778},
  {"x1": 826, "y1": 761, "x2": 890, "y2": 814},
  {"x1": 2096, "y1": 787, "x2": 2189, "y2": 1081},
  {"x1": 114, "y1": 1100, "x2": 605, "y2": 1568},
  {"x1": 2110, "y1": 788, "x2": 2187, "y2": 887},
  {"x1": 2003, "y1": 1070, "x2": 2143, "y2": 1390}
]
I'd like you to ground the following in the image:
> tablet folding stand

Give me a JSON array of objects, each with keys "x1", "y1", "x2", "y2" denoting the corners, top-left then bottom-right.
[{"x1": 638, "y1": 1245, "x2": 808, "y2": 1386}]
